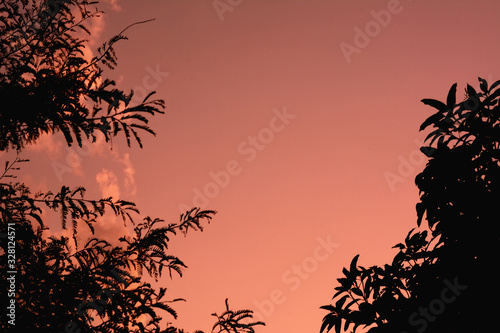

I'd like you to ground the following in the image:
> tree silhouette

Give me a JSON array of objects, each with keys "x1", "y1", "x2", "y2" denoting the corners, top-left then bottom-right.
[
  {"x1": 0, "y1": 1, "x2": 264, "y2": 332},
  {"x1": 0, "y1": 0, "x2": 164, "y2": 151},
  {"x1": 320, "y1": 77, "x2": 500, "y2": 333}
]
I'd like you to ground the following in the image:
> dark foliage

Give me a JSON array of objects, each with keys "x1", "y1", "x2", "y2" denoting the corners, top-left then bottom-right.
[
  {"x1": 320, "y1": 77, "x2": 500, "y2": 333},
  {"x1": 211, "y1": 299, "x2": 265, "y2": 333},
  {"x1": 0, "y1": 0, "x2": 164, "y2": 151},
  {"x1": 0, "y1": 1, "x2": 264, "y2": 332},
  {"x1": 0, "y1": 176, "x2": 216, "y2": 331}
]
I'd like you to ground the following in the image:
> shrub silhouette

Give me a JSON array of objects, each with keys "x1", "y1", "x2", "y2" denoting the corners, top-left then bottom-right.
[{"x1": 320, "y1": 77, "x2": 500, "y2": 333}]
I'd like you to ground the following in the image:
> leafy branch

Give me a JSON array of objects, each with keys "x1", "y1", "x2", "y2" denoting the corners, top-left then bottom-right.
[
  {"x1": 211, "y1": 299, "x2": 265, "y2": 333},
  {"x1": 0, "y1": 0, "x2": 165, "y2": 151}
]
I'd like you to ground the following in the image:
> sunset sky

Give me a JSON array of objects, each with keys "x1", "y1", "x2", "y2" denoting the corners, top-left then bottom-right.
[{"x1": 11, "y1": 0, "x2": 500, "y2": 332}]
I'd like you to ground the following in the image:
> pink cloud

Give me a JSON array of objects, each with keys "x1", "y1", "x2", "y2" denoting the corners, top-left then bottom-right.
[
  {"x1": 26, "y1": 133, "x2": 63, "y2": 160},
  {"x1": 96, "y1": 168, "x2": 120, "y2": 198},
  {"x1": 105, "y1": 0, "x2": 122, "y2": 12},
  {"x1": 120, "y1": 153, "x2": 136, "y2": 196}
]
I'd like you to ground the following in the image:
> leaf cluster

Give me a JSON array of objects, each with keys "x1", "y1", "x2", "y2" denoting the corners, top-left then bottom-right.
[
  {"x1": 0, "y1": 0, "x2": 164, "y2": 151},
  {"x1": 0, "y1": 177, "x2": 216, "y2": 332},
  {"x1": 320, "y1": 78, "x2": 500, "y2": 333}
]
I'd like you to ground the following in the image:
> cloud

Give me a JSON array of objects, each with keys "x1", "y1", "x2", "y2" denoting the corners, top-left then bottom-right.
[
  {"x1": 44, "y1": 207, "x2": 133, "y2": 250},
  {"x1": 105, "y1": 0, "x2": 122, "y2": 12},
  {"x1": 93, "y1": 167, "x2": 134, "y2": 244},
  {"x1": 44, "y1": 163, "x2": 135, "y2": 247},
  {"x1": 88, "y1": 133, "x2": 112, "y2": 158},
  {"x1": 27, "y1": 132, "x2": 64, "y2": 160},
  {"x1": 120, "y1": 153, "x2": 137, "y2": 196},
  {"x1": 91, "y1": 136, "x2": 137, "y2": 197},
  {"x1": 89, "y1": 15, "x2": 106, "y2": 42},
  {"x1": 92, "y1": 213, "x2": 132, "y2": 246},
  {"x1": 66, "y1": 149, "x2": 84, "y2": 177},
  {"x1": 96, "y1": 168, "x2": 120, "y2": 198}
]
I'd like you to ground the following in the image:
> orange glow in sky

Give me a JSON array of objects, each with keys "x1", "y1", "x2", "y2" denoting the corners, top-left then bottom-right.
[{"x1": 19, "y1": 0, "x2": 500, "y2": 332}]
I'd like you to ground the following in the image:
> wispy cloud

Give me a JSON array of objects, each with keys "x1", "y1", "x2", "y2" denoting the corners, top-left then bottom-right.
[
  {"x1": 120, "y1": 153, "x2": 137, "y2": 196},
  {"x1": 96, "y1": 168, "x2": 121, "y2": 198},
  {"x1": 27, "y1": 133, "x2": 63, "y2": 160},
  {"x1": 94, "y1": 167, "x2": 133, "y2": 243},
  {"x1": 105, "y1": 0, "x2": 122, "y2": 12}
]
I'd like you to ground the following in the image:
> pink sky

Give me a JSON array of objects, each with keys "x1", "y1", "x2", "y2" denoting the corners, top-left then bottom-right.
[{"x1": 16, "y1": 0, "x2": 500, "y2": 332}]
